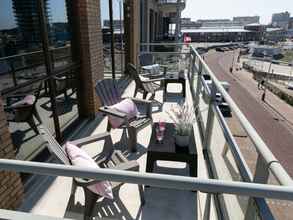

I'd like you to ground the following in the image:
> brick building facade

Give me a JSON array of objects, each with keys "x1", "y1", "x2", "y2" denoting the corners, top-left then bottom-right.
[{"x1": 0, "y1": 98, "x2": 24, "y2": 209}]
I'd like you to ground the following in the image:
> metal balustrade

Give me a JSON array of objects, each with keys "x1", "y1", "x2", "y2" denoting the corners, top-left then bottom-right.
[{"x1": 0, "y1": 43, "x2": 293, "y2": 219}]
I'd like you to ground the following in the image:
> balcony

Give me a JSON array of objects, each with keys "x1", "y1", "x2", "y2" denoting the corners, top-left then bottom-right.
[
  {"x1": 157, "y1": 0, "x2": 186, "y2": 12},
  {"x1": 0, "y1": 43, "x2": 293, "y2": 220}
]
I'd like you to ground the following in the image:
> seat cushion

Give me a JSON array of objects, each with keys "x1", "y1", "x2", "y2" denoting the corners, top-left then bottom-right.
[
  {"x1": 108, "y1": 98, "x2": 138, "y2": 128},
  {"x1": 11, "y1": 95, "x2": 36, "y2": 107},
  {"x1": 142, "y1": 64, "x2": 160, "y2": 75},
  {"x1": 65, "y1": 142, "x2": 113, "y2": 199}
]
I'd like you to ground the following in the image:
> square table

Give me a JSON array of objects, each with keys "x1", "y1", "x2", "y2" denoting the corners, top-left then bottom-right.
[
  {"x1": 164, "y1": 71, "x2": 186, "y2": 98},
  {"x1": 146, "y1": 123, "x2": 197, "y2": 177}
]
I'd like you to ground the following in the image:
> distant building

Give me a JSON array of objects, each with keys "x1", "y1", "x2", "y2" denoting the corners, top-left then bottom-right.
[
  {"x1": 233, "y1": 16, "x2": 260, "y2": 25},
  {"x1": 196, "y1": 19, "x2": 240, "y2": 27},
  {"x1": 181, "y1": 18, "x2": 202, "y2": 29},
  {"x1": 272, "y1": 11, "x2": 290, "y2": 30},
  {"x1": 252, "y1": 46, "x2": 282, "y2": 58},
  {"x1": 181, "y1": 27, "x2": 260, "y2": 42},
  {"x1": 103, "y1": 20, "x2": 124, "y2": 30},
  {"x1": 12, "y1": 0, "x2": 54, "y2": 48},
  {"x1": 289, "y1": 17, "x2": 293, "y2": 29},
  {"x1": 265, "y1": 28, "x2": 287, "y2": 42}
]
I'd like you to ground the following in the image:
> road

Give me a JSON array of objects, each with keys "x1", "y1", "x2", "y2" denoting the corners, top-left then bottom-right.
[{"x1": 205, "y1": 50, "x2": 293, "y2": 177}]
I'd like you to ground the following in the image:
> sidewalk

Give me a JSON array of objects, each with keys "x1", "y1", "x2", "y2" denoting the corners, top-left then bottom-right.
[{"x1": 234, "y1": 59, "x2": 293, "y2": 131}]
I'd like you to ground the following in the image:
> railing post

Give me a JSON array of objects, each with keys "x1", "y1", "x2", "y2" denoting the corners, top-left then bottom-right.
[
  {"x1": 194, "y1": 60, "x2": 202, "y2": 109},
  {"x1": 9, "y1": 59, "x2": 17, "y2": 86},
  {"x1": 245, "y1": 155, "x2": 269, "y2": 220},
  {"x1": 203, "y1": 193, "x2": 212, "y2": 220},
  {"x1": 203, "y1": 81, "x2": 216, "y2": 151}
]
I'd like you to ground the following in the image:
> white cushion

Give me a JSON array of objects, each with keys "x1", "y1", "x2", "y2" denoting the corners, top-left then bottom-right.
[{"x1": 65, "y1": 142, "x2": 113, "y2": 199}]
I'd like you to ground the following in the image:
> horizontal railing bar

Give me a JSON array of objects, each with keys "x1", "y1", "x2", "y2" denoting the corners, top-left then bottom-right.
[
  {"x1": 139, "y1": 51, "x2": 190, "y2": 55},
  {"x1": 1, "y1": 159, "x2": 293, "y2": 201},
  {"x1": 191, "y1": 46, "x2": 293, "y2": 186},
  {"x1": 140, "y1": 42, "x2": 187, "y2": 46},
  {"x1": 0, "y1": 46, "x2": 70, "y2": 62},
  {"x1": 1, "y1": 63, "x2": 79, "y2": 96}
]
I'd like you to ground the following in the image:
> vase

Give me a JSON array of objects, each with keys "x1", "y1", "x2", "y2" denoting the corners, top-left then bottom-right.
[{"x1": 175, "y1": 134, "x2": 190, "y2": 147}]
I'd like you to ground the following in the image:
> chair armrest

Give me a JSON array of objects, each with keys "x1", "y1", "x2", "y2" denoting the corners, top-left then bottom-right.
[
  {"x1": 74, "y1": 161, "x2": 139, "y2": 187},
  {"x1": 112, "y1": 160, "x2": 139, "y2": 172},
  {"x1": 6, "y1": 94, "x2": 27, "y2": 99},
  {"x1": 99, "y1": 106, "x2": 127, "y2": 119},
  {"x1": 53, "y1": 76, "x2": 67, "y2": 81},
  {"x1": 130, "y1": 97, "x2": 152, "y2": 118},
  {"x1": 142, "y1": 78, "x2": 165, "y2": 83},
  {"x1": 4, "y1": 104, "x2": 33, "y2": 111},
  {"x1": 129, "y1": 97, "x2": 152, "y2": 104},
  {"x1": 70, "y1": 132, "x2": 111, "y2": 147}
]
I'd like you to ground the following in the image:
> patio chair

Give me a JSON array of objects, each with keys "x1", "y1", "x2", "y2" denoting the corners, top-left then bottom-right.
[
  {"x1": 39, "y1": 125, "x2": 145, "y2": 220},
  {"x1": 95, "y1": 79, "x2": 152, "y2": 152},
  {"x1": 127, "y1": 63, "x2": 165, "y2": 99},
  {"x1": 139, "y1": 53, "x2": 168, "y2": 78},
  {"x1": 4, "y1": 82, "x2": 43, "y2": 135}
]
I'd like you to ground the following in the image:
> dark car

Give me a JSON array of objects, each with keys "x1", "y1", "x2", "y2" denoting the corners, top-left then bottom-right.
[{"x1": 215, "y1": 93, "x2": 231, "y2": 117}]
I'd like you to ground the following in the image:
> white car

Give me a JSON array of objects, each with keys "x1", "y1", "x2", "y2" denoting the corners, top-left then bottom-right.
[{"x1": 288, "y1": 81, "x2": 293, "y2": 90}]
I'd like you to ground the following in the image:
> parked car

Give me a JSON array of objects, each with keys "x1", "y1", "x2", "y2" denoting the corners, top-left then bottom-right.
[
  {"x1": 288, "y1": 81, "x2": 293, "y2": 90},
  {"x1": 215, "y1": 93, "x2": 231, "y2": 117},
  {"x1": 216, "y1": 47, "x2": 225, "y2": 52}
]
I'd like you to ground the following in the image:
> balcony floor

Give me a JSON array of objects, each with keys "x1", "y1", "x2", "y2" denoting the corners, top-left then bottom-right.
[{"x1": 18, "y1": 77, "x2": 216, "y2": 220}]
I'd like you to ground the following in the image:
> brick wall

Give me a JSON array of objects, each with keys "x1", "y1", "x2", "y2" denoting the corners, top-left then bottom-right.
[
  {"x1": 71, "y1": 0, "x2": 104, "y2": 118},
  {"x1": 0, "y1": 97, "x2": 24, "y2": 209}
]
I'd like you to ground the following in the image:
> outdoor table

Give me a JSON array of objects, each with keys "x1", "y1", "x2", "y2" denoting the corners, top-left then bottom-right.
[
  {"x1": 146, "y1": 123, "x2": 197, "y2": 177},
  {"x1": 164, "y1": 71, "x2": 186, "y2": 98}
]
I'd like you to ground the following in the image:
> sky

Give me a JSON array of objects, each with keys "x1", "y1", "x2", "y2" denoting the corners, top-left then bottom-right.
[
  {"x1": 0, "y1": 0, "x2": 293, "y2": 30},
  {"x1": 0, "y1": 0, "x2": 123, "y2": 30},
  {"x1": 182, "y1": 0, "x2": 293, "y2": 24}
]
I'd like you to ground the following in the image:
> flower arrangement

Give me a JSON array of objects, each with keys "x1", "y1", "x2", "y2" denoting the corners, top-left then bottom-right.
[{"x1": 168, "y1": 101, "x2": 195, "y2": 136}]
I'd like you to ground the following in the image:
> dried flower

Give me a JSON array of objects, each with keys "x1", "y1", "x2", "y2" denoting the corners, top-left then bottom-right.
[{"x1": 167, "y1": 101, "x2": 195, "y2": 136}]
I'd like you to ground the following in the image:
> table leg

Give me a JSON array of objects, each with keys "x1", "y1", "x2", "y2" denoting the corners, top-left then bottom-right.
[
  {"x1": 182, "y1": 80, "x2": 186, "y2": 98},
  {"x1": 146, "y1": 154, "x2": 155, "y2": 173},
  {"x1": 189, "y1": 155, "x2": 197, "y2": 177}
]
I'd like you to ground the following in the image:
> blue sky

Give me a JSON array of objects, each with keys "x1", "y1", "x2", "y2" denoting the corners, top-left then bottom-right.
[
  {"x1": 0, "y1": 0, "x2": 123, "y2": 30},
  {"x1": 0, "y1": 0, "x2": 292, "y2": 30},
  {"x1": 182, "y1": 0, "x2": 293, "y2": 24}
]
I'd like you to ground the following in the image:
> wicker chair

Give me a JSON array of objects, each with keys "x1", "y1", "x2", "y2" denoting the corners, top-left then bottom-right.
[
  {"x1": 4, "y1": 82, "x2": 43, "y2": 134},
  {"x1": 95, "y1": 79, "x2": 152, "y2": 152},
  {"x1": 39, "y1": 125, "x2": 145, "y2": 220}
]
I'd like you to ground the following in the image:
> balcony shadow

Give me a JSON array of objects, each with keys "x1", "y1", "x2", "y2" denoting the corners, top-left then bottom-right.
[
  {"x1": 222, "y1": 153, "x2": 248, "y2": 214},
  {"x1": 140, "y1": 186, "x2": 197, "y2": 220},
  {"x1": 11, "y1": 129, "x2": 38, "y2": 153},
  {"x1": 163, "y1": 92, "x2": 185, "y2": 103},
  {"x1": 64, "y1": 189, "x2": 142, "y2": 220},
  {"x1": 40, "y1": 97, "x2": 77, "y2": 117}
]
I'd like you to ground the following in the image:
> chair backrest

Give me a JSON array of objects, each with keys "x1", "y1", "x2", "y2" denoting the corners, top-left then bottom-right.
[
  {"x1": 95, "y1": 79, "x2": 122, "y2": 106},
  {"x1": 127, "y1": 63, "x2": 144, "y2": 89},
  {"x1": 139, "y1": 53, "x2": 154, "y2": 66},
  {"x1": 39, "y1": 125, "x2": 71, "y2": 165}
]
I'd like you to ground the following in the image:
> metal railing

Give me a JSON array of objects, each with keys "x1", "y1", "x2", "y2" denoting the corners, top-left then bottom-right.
[
  {"x1": 0, "y1": 44, "x2": 293, "y2": 219},
  {"x1": 189, "y1": 45, "x2": 293, "y2": 219}
]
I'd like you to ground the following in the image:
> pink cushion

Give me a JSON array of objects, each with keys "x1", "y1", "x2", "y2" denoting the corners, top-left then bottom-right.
[
  {"x1": 11, "y1": 95, "x2": 36, "y2": 107},
  {"x1": 65, "y1": 142, "x2": 113, "y2": 199},
  {"x1": 108, "y1": 98, "x2": 138, "y2": 128}
]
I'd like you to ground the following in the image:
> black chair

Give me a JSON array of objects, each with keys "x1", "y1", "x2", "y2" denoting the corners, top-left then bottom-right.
[{"x1": 4, "y1": 82, "x2": 43, "y2": 134}]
